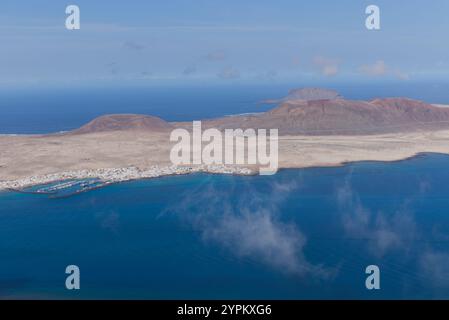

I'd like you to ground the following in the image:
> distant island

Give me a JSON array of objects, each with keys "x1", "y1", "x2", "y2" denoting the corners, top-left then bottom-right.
[{"x1": 2, "y1": 87, "x2": 449, "y2": 191}]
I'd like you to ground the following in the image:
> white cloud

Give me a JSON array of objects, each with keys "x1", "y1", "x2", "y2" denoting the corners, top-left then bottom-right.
[
  {"x1": 337, "y1": 178, "x2": 417, "y2": 257},
  {"x1": 358, "y1": 60, "x2": 410, "y2": 80},
  {"x1": 358, "y1": 60, "x2": 387, "y2": 76},
  {"x1": 393, "y1": 70, "x2": 410, "y2": 81},
  {"x1": 313, "y1": 56, "x2": 339, "y2": 77},
  {"x1": 166, "y1": 177, "x2": 334, "y2": 278}
]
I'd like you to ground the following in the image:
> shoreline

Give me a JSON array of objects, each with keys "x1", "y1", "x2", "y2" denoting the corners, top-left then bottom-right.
[
  {"x1": 1, "y1": 152, "x2": 446, "y2": 193},
  {"x1": 3, "y1": 127, "x2": 449, "y2": 193},
  {"x1": 0, "y1": 164, "x2": 254, "y2": 192}
]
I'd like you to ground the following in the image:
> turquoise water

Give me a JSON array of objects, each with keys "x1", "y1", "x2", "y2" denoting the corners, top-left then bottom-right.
[{"x1": 1, "y1": 153, "x2": 449, "y2": 299}]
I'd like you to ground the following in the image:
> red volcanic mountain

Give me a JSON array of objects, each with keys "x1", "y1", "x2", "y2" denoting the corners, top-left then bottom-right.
[
  {"x1": 72, "y1": 114, "x2": 173, "y2": 134},
  {"x1": 259, "y1": 97, "x2": 449, "y2": 134},
  {"x1": 70, "y1": 88, "x2": 449, "y2": 136},
  {"x1": 199, "y1": 90, "x2": 449, "y2": 135}
]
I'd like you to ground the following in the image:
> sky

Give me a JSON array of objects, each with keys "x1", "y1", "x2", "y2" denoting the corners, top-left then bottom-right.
[{"x1": 0, "y1": 0, "x2": 448, "y2": 87}]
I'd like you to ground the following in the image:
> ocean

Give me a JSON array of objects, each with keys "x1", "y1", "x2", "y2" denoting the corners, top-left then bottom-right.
[
  {"x1": 1, "y1": 154, "x2": 449, "y2": 299},
  {"x1": 1, "y1": 84, "x2": 449, "y2": 299},
  {"x1": 1, "y1": 82, "x2": 449, "y2": 134}
]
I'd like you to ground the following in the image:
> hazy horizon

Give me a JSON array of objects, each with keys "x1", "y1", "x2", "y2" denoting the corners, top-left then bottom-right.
[{"x1": 1, "y1": 0, "x2": 449, "y2": 87}]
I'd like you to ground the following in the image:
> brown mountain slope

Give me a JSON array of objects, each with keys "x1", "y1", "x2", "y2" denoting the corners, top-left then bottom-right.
[
  {"x1": 72, "y1": 114, "x2": 173, "y2": 134},
  {"x1": 195, "y1": 97, "x2": 449, "y2": 135},
  {"x1": 69, "y1": 89, "x2": 449, "y2": 136}
]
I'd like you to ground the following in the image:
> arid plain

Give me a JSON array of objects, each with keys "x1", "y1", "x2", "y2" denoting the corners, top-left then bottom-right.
[{"x1": 2, "y1": 89, "x2": 449, "y2": 189}]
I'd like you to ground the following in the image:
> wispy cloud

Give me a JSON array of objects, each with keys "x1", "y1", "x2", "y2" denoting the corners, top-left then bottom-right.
[
  {"x1": 358, "y1": 60, "x2": 387, "y2": 76},
  {"x1": 313, "y1": 56, "x2": 339, "y2": 77},
  {"x1": 337, "y1": 176, "x2": 417, "y2": 257},
  {"x1": 335, "y1": 173, "x2": 449, "y2": 293},
  {"x1": 164, "y1": 176, "x2": 334, "y2": 278},
  {"x1": 393, "y1": 70, "x2": 410, "y2": 81},
  {"x1": 217, "y1": 66, "x2": 240, "y2": 79},
  {"x1": 420, "y1": 251, "x2": 449, "y2": 287},
  {"x1": 205, "y1": 50, "x2": 227, "y2": 61},
  {"x1": 358, "y1": 60, "x2": 410, "y2": 80}
]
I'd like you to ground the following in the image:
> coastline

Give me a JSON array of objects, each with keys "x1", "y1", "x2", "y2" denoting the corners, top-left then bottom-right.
[
  {"x1": 3, "y1": 129, "x2": 449, "y2": 192},
  {"x1": 0, "y1": 164, "x2": 254, "y2": 192},
  {"x1": 1, "y1": 151, "x2": 448, "y2": 193}
]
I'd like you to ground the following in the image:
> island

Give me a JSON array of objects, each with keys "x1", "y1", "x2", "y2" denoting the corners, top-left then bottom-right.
[{"x1": 2, "y1": 88, "x2": 449, "y2": 191}]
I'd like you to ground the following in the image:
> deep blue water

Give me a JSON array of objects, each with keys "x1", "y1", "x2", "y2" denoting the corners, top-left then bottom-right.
[
  {"x1": 1, "y1": 82, "x2": 449, "y2": 134},
  {"x1": 1, "y1": 153, "x2": 449, "y2": 299},
  {"x1": 1, "y1": 84, "x2": 449, "y2": 299},
  {"x1": 0, "y1": 85, "x2": 284, "y2": 134}
]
